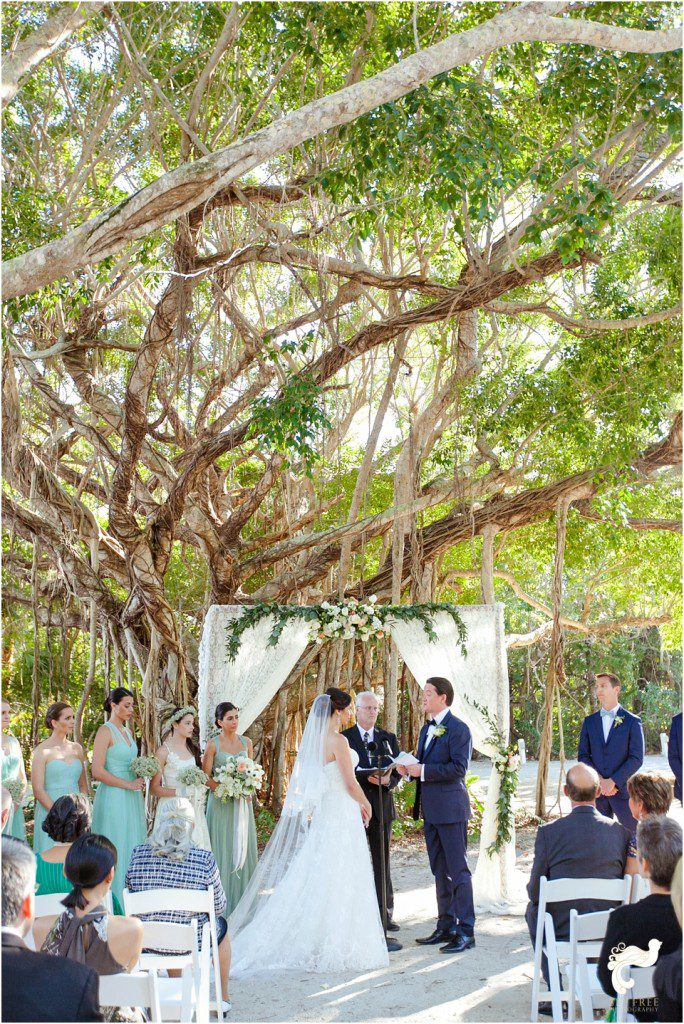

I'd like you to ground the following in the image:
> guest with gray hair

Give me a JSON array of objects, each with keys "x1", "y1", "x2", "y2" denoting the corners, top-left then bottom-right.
[
  {"x1": 598, "y1": 816, "x2": 683, "y2": 1022},
  {"x1": 1, "y1": 836, "x2": 102, "y2": 1022},
  {"x1": 125, "y1": 798, "x2": 232, "y2": 1013}
]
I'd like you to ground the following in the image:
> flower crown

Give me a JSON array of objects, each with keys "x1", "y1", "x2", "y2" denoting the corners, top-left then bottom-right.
[{"x1": 166, "y1": 706, "x2": 197, "y2": 729}]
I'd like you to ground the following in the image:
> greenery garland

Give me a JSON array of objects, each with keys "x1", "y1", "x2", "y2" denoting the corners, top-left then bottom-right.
[
  {"x1": 225, "y1": 599, "x2": 467, "y2": 662},
  {"x1": 466, "y1": 698, "x2": 520, "y2": 857}
]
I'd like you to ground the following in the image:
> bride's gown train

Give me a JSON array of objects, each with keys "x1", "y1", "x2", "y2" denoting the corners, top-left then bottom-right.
[{"x1": 229, "y1": 747, "x2": 389, "y2": 974}]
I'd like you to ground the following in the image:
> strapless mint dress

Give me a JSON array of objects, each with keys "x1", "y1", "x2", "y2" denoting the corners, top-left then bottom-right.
[{"x1": 33, "y1": 759, "x2": 83, "y2": 854}]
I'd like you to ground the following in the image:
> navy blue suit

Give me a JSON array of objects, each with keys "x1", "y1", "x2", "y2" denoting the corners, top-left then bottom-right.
[
  {"x1": 668, "y1": 712, "x2": 682, "y2": 803},
  {"x1": 578, "y1": 705, "x2": 644, "y2": 831},
  {"x1": 413, "y1": 710, "x2": 475, "y2": 937}
]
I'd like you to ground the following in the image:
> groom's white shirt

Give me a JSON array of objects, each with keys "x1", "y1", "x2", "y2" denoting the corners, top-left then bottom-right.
[{"x1": 420, "y1": 707, "x2": 450, "y2": 781}]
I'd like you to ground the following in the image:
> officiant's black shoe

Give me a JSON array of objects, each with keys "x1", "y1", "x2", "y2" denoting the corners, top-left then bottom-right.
[
  {"x1": 415, "y1": 928, "x2": 451, "y2": 945},
  {"x1": 439, "y1": 934, "x2": 475, "y2": 953},
  {"x1": 386, "y1": 920, "x2": 400, "y2": 932}
]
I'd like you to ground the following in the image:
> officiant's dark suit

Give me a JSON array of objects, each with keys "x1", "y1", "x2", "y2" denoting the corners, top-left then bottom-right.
[
  {"x1": 411, "y1": 681, "x2": 475, "y2": 948},
  {"x1": 343, "y1": 722, "x2": 400, "y2": 922}
]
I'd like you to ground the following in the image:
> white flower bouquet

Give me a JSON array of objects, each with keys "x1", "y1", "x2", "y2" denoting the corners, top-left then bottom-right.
[
  {"x1": 312, "y1": 596, "x2": 386, "y2": 644},
  {"x1": 177, "y1": 764, "x2": 207, "y2": 789},
  {"x1": 213, "y1": 755, "x2": 265, "y2": 802},
  {"x1": 4, "y1": 778, "x2": 24, "y2": 804},
  {"x1": 130, "y1": 755, "x2": 161, "y2": 780}
]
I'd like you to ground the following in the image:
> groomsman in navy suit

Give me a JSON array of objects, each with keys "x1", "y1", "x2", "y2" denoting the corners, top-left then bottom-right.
[
  {"x1": 578, "y1": 672, "x2": 644, "y2": 832},
  {"x1": 397, "y1": 676, "x2": 475, "y2": 953},
  {"x1": 668, "y1": 712, "x2": 682, "y2": 803}
]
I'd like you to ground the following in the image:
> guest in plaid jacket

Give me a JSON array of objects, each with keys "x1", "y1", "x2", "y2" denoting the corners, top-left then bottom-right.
[{"x1": 125, "y1": 799, "x2": 232, "y2": 1010}]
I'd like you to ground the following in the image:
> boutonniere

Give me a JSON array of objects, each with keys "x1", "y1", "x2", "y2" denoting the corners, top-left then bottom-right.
[
  {"x1": 433, "y1": 725, "x2": 446, "y2": 737},
  {"x1": 613, "y1": 716, "x2": 624, "y2": 729}
]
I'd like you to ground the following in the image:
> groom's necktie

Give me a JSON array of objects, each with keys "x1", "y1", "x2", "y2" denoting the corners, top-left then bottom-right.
[
  {"x1": 363, "y1": 731, "x2": 371, "y2": 761},
  {"x1": 600, "y1": 707, "x2": 617, "y2": 741}
]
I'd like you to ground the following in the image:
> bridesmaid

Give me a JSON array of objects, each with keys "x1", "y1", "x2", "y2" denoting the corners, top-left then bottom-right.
[
  {"x1": 203, "y1": 701, "x2": 258, "y2": 914},
  {"x1": 1, "y1": 698, "x2": 28, "y2": 840},
  {"x1": 31, "y1": 702, "x2": 88, "y2": 854},
  {"x1": 91, "y1": 687, "x2": 146, "y2": 907}
]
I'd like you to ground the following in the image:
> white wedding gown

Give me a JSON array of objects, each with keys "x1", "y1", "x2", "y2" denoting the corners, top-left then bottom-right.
[
  {"x1": 230, "y1": 748, "x2": 389, "y2": 974},
  {"x1": 153, "y1": 749, "x2": 211, "y2": 851}
]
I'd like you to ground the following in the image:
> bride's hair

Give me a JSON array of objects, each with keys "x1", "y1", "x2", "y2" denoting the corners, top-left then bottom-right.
[
  {"x1": 324, "y1": 687, "x2": 351, "y2": 715},
  {"x1": 163, "y1": 708, "x2": 202, "y2": 768}
]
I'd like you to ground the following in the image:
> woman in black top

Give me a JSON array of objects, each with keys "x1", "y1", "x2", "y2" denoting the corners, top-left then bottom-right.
[
  {"x1": 598, "y1": 816, "x2": 682, "y2": 1022},
  {"x1": 653, "y1": 856, "x2": 682, "y2": 1023}
]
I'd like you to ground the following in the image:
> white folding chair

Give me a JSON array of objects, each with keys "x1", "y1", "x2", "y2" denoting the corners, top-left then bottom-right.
[
  {"x1": 629, "y1": 873, "x2": 650, "y2": 903},
  {"x1": 98, "y1": 971, "x2": 161, "y2": 1022},
  {"x1": 34, "y1": 890, "x2": 114, "y2": 918},
  {"x1": 132, "y1": 919, "x2": 203, "y2": 1022},
  {"x1": 615, "y1": 965, "x2": 657, "y2": 1023},
  {"x1": 563, "y1": 909, "x2": 613, "y2": 1022},
  {"x1": 531, "y1": 875, "x2": 631, "y2": 1022},
  {"x1": 123, "y1": 886, "x2": 222, "y2": 1018}
]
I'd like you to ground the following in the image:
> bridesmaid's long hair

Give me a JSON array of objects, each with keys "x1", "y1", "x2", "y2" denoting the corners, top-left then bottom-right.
[{"x1": 163, "y1": 708, "x2": 202, "y2": 768}]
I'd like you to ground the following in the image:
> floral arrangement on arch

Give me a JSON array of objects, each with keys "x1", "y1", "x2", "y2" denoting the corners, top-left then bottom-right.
[
  {"x1": 313, "y1": 596, "x2": 385, "y2": 644},
  {"x1": 466, "y1": 698, "x2": 520, "y2": 857}
]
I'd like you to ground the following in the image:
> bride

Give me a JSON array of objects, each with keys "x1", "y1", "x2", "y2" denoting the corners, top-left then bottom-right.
[
  {"x1": 150, "y1": 706, "x2": 211, "y2": 850},
  {"x1": 229, "y1": 687, "x2": 389, "y2": 974}
]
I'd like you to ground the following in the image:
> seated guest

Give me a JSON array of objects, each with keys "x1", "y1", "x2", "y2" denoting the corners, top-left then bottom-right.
[
  {"x1": 625, "y1": 771, "x2": 673, "y2": 874},
  {"x1": 1, "y1": 835, "x2": 102, "y2": 1022},
  {"x1": 668, "y1": 713, "x2": 682, "y2": 804},
  {"x1": 1, "y1": 786, "x2": 13, "y2": 833},
  {"x1": 526, "y1": 763, "x2": 630, "y2": 1000},
  {"x1": 34, "y1": 833, "x2": 143, "y2": 978},
  {"x1": 35, "y1": 795, "x2": 121, "y2": 907},
  {"x1": 598, "y1": 816, "x2": 682, "y2": 1022},
  {"x1": 653, "y1": 856, "x2": 682, "y2": 1023},
  {"x1": 125, "y1": 798, "x2": 232, "y2": 1014}
]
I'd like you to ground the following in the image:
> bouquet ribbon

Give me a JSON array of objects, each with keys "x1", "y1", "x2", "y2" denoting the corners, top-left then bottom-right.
[{"x1": 232, "y1": 797, "x2": 249, "y2": 872}]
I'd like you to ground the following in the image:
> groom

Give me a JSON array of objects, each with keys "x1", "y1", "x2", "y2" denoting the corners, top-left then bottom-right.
[{"x1": 397, "y1": 676, "x2": 475, "y2": 953}]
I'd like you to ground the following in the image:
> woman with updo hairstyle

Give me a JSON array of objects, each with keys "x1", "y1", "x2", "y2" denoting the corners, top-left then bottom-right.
[
  {"x1": 35, "y1": 833, "x2": 143, "y2": 990},
  {"x1": 31, "y1": 702, "x2": 88, "y2": 856},
  {"x1": 91, "y1": 687, "x2": 146, "y2": 908},
  {"x1": 2, "y1": 697, "x2": 28, "y2": 840},
  {"x1": 203, "y1": 700, "x2": 259, "y2": 913}
]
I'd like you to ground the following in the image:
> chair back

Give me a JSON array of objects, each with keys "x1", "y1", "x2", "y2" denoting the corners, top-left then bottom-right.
[
  {"x1": 629, "y1": 874, "x2": 650, "y2": 903},
  {"x1": 98, "y1": 971, "x2": 161, "y2": 1022},
  {"x1": 139, "y1": 918, "x2": 198, "y2": 955},
  {"x1": 569, "y1": 908, "x2": 612, "y2": 943},
  {"x1": 34, "y1": 890, "x2": 113, "y2": 918},
  {"x1": 123, "y1": 885, "x2": 213, "y2": 916},
  {"x1": 539, "y1": 875, "x2": 631, "y2": 913},
  {"x1": 615, "y1": 966, "x2": 656, "y2": 1022}
]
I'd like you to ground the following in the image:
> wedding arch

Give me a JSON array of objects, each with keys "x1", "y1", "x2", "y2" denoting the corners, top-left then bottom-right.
[{"x1": 198, "y1": 601, "x2": 514, "y2": 908}]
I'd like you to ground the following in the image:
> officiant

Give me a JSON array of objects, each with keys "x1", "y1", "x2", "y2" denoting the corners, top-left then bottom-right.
[{"x1": 343, "y1": 692, "x2": 401, "y2": 931}]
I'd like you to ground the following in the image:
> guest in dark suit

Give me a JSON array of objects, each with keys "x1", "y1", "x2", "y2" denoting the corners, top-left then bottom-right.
[
  {"x1": 342, "y1": 691, "x2": 401, "y2": 930},
  {"x1": 598, "y1": 816, "x2": 682, "y2": 1022},
  {"x1": 653, "y1": 856, "x2": 682, "y2": 1023},
  {"x1": 578, "y1": 672, "x2": 644, "y2": 831},
  {"x1": 526, "y1": 763, "x2": 631, "y2": 990},
  {"x1": 1, "y1": 836, "x2": 102, "y2": 1023},
  {"x1": 668, "y1": 712, "x2": 682, "y2": 804},
  {"x1": 396, "y1": 676, "x2": 474, "y2": 953}
]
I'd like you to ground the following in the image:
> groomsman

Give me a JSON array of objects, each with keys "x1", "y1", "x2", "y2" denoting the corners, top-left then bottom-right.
[
  {"x1": 342, "y1": 691, "x2": 401, "y2": 930},
  {"x1": 397, "y1": 676, "x2": 475, "y2": 953},
  {"x1": 578, "y1": 672, "x2": 644, "y2": 832},
  {"x1": 668, "y1": 712, "x2": 682, "y2": 803}
]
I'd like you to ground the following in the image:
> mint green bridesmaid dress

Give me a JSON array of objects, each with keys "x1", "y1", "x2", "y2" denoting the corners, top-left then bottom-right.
[
  {"x1": 1, "y1": 735, "x2": 26, "y2": 841},
  {"x1": 91, "y1": 722, "x2": 146, "y2": 906},
  {"x1": 206, "y1": 736, "x2": 258, "y2": 914},
  {"x1": 33, "y1": 759, "x2": 83, "y2": 854}
]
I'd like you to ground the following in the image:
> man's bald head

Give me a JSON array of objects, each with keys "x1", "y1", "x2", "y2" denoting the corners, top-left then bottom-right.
[{"x1": 565, "y1": 763, "x2": 600, "y2": 804}]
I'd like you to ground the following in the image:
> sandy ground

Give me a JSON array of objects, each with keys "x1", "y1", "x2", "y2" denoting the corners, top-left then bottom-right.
[{"x1": 227, "y1": 755, "x2": 671, "y2": 1023}]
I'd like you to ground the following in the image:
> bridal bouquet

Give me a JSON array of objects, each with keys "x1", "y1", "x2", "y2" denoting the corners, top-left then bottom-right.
[
  {"x1": 213, "y1": 756, "x2": 265, "y2": 802},
  {"x1": 177, "y1": 764, "x2": 208, "y2": 789},
  {"x1": 130, "y1": 755, "x2": 161, "y2": 780},
  {"x1": 4, "y1": 778, "x2": 24, "y2": 804},
  {"x1": 312, "y1": 596, "x2": 386, "y2": 644}
]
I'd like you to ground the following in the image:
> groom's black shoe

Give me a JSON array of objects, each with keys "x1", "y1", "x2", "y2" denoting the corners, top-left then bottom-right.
[
  {"x1": 439, "y1": 934, "x2": 475, "y2": 953},
  {"x1": 415, "y1": 928, "x2": 452, "y2": 945},
  {"x1": 386, "y1": 920, "x2": 400, "y2": 932}
]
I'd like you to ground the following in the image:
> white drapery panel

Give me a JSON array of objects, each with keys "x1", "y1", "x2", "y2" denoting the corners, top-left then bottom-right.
[
  {"x1": 198, "y1": 606, "x2": 311, "y2": 746},
  {"x1": 388, "y1": 604, "x2": 515, "y2": 910}
]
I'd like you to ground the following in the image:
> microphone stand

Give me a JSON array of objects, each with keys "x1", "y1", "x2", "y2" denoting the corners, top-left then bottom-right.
[{"x1": 367, "y1": 740, "x2": 402, "y2": 952}]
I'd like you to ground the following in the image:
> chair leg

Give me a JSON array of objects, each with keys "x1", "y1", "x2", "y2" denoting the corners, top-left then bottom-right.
[{"x1": 531, "y1": 912, "x2": 546, "y2": 1021}]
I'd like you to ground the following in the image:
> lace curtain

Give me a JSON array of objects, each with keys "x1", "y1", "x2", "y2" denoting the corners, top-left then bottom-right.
[
  {"x1": 387, "y1": 605, "x2": 515, "y2": 909},
  {"x1": 198, "y1": 602, "x2": 516, "y2": 908}
]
